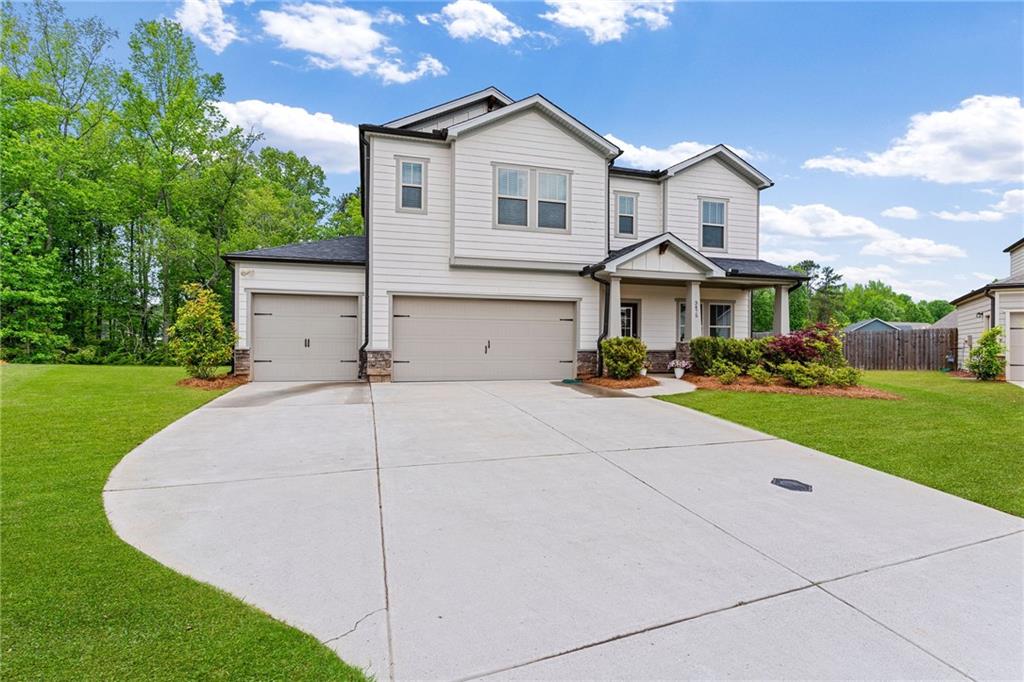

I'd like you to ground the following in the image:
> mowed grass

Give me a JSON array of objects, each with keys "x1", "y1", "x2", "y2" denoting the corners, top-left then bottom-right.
[
  {"x1": 1, "y1": 364, "x2": 365, "y2": 680},
  {"x1": 660, "y1": 371, "x2": 1024, "y2": 517}
]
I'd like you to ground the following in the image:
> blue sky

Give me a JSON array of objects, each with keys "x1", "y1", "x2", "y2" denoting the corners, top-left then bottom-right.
[{"x1": 67, "y1": 1, "x2": 1023, "y2": 301}]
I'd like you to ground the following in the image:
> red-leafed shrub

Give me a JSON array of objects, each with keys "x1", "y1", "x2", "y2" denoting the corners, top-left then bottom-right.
[{"x1": 765, "y1": 322, "x2": 845, "y2": 367}]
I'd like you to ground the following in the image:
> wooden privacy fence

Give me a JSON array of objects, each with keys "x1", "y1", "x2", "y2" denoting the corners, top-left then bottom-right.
[{"x1": 843, "y1": 328, "x2": 958, "y2": 370}]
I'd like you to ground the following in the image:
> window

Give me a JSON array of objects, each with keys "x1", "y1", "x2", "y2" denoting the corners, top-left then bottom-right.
[
  {"x1": 398, "y1": 160, "x2": 426, "y2": 212},
  {"x1": 701, "y1": 199, "x2": 726, "y2": 249},
  {"x1": 621, "y1": 302, "x2": 639, "y2": 338},
  {"x1": 678, "y1": 301, "x2": 686, "y2": 340},
  {"x1": 537, "y1": 171, "x2": 568, "y2": 229},
  {"x1": 497, "y1": 167, "x2": 529, "y2": 226},
  {"x1": 708, "y1": 303, "x2": 733, "y2": 338},
  {"x1": 616, "y1": 193, "x2": 636, "y2": 236}
]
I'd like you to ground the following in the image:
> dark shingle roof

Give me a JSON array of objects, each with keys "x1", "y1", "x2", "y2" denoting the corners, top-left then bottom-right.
[
  {"x1": 1004, "y1": 236, "x2": 1024, "y2": 253},
  {"x1": 225, "y1": 236, "x2": 367, "y2": 265},
  {"x1": 950, "y1": 272, "x2": 1024, "y2": 305},
  {"x1": 708, "y1": 257, "x2": 809, "y2": 280}
]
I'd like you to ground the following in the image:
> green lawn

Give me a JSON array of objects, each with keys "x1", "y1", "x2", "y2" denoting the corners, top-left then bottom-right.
[
  {"x1": 660, "y1": 371, "x2": 1024, "y2": 517},
  {"x1": 1, "y1": 364, "x2": 365, "y2": 680}
]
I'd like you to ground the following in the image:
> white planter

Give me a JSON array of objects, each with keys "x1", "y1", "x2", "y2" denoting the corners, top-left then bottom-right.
[
  {"x1": 640, "y1": 368, "x2": 648, "y2": 376},
  {"x1": 673, "y1": 367, "x2": 685, "y2": 379}
]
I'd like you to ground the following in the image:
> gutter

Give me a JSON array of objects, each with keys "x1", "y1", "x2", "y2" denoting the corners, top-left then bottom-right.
[
  {"x1": 589, "y1": 271, "x2": 609, "y2": 377},
  {"x1": 358, "y1": 129, "x2": 370, "y2": 379}
]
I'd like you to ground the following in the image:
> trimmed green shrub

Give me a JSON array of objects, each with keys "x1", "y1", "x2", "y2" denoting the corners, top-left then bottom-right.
[
  {"x1": 777, "y1": 361, "x2": 818, "y2": 388},
  {"x1": 748, "y1": 365, "x2": 773, "y2": 385},
  {"x1": 966, "y1": 326, "x2": 1005, "y2": 380},
  {"x1": 601, "y1": 336, "x2": 648, "y2": 379},
  {"x1": 708, "y1": 359, "x2": 741, "y2": 384},
  {"x1": 168, "y1": 284, "x2": 236, "y2": 379},
  {"x1": 689, "y1": 336, "x2": 769, "y2": 373},
  {"x1": 829, "y1": 366, "x2": 862, "y2": 388}
]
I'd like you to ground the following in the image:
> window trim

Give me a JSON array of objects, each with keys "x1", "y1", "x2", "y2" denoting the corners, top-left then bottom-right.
[
  {"x1": 396, "y1": 156, "x2": 428, "y2": 214},
  {"x1": 537, "y1": 170, "x2": 570, "y2": 231},
  {"x1": 699, "y1": 196, "x2": 728, "y2": 251},
  {"x1": 620, "y1": 300, "x2": 641, "y2": 339},
  {"x1": 614, "y1": 191, "x2": 638, "y2": 239},
  {"x1": 706, "y1": 301, "x2": 734, "y2": 338},
  {"x1": 491, "y1": 162, "x2": 573, "y2": 233}
]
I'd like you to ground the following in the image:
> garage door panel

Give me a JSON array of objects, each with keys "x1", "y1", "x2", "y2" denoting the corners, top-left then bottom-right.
[
  {"x1": 393, "y1": 296, "x2": 576, "y2": 382},
  {"x1": 251, "y1": 294, "x2": 359, "y2": 382},
  {"x1": 1009, "y1": 312, "x2": 1024, "y2": 382}
]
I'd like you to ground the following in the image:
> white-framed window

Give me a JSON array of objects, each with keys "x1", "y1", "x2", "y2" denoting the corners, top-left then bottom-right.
[
  {"x1": 616, "y1": 193, "x2": 637, "y2": 237},
  {"x1": 700, "y1": 198, "x2": 726, "y2": 249},
  {"x1": 397, "y1": 159, "x2": 426, "y2": 212},
  {"x1": 621, "y1": 302, "x2": 639, "y2": 338},
  {"x1": 496, "y1": 167, "x2": 529, "y2": 227},
  {"x1": 678, "y1": 300, "x2": 687, "y2": 340},
  {"x1": 537, "y1": 171, "x2": 568, "y2": 230},
  {"x1": 708, "y1": 303, "x2": 733, "y2": 338}
]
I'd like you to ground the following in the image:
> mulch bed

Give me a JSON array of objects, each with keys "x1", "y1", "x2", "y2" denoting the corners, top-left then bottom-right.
[
  {"x1": 584, "y1": 375, "x2": 660, "y2": 389},
  {"x1": 686, "y1": 374, "x2": 901, "y2": 400},
  {"x1": 177, "y1": 374, "x2": 249, "y2": 391}
]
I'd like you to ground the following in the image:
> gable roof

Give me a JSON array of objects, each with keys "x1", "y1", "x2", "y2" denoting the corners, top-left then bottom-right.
[
  {"x1": 384, "y1": 86, "x2": 513, "y2": 130},
  {"x1": 581, "y1": 233, "x2": 725, "y2": 277},
  {"x1": 446, "y1": 94, "x2": 622, "y2": 159},
  {"x1": 609, "y1": 144, "x2": 773, "y2": 190},
  {"x1": 950, "y1": 272, "x2": 1024, "y2": 305},
  {"x1": 931, "y1": 310, "x2": 959, "y2": 328},
  {"x1": 224, "y1": 236, "x2": 367, "y2": 265}
]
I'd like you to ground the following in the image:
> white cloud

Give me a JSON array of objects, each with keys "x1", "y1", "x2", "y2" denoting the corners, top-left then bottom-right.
[
  {"x1": 803, "y1": 95, "x2": 1024, "y2": 184},
  {"x1": 215, "y1": 99, "x2": 359, "y2": 174},
  {"x1": 604, "y1": 134, "x2": 750, "y2": 170},
  {"x1": 420, "y1": 0, "x2": 526, "y2": 45},
  {"x1": 993, "y1": 188, "x2": 1024, "y2": 213},
  {"x1": 859, "y1": 237, "x2": 966, "y2": 264},
  {"x1": 760, "y1": 248, "x2": 837, "y2": 265},
  {"x1": 176, "y1": 0, "x2": 240, "y2": 54},
  {"x1": 838, "y1": 265, "x2": 950, "y2": 300},
  {"x1": 540, "y1": 0, "x2": 674, "y2": 44},
  {"x1": 931, "y1": 209, "x2": 1005, "y2": 223},
  {"x1": 973, "y1": 272, "x2": 997, "y2": 281},
  {"x1": 375, "y1": 8, "x2": 406, "y2": 25},
  {"x1": 260, "y1": 2, "x2": 445, "y2": 84},
  {"x1": 881, "y1": 206, "x2": 919, "y2": 220},
  {"x1": 838, "y1": 264, "x2": 901, "y2": 283},
  {"x1": 761, "y1": 204, "x2": 896, "y2": 240}
]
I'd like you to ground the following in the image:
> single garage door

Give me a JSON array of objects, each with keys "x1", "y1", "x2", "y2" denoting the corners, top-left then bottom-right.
[
  {"x1": 1009, "y1": 312, "x2": 1024, "y2": 382},
  {"x1": 251, "y1": 294, "x2": 359, "y2": 381},
  {"x1": 392, "y1": 296, "x2": 576, "y2": 382}
]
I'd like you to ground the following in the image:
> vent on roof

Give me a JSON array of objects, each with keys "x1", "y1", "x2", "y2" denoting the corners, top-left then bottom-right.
[{"x1": 771, "y1": 478, "x2": 812, "y2": 492}]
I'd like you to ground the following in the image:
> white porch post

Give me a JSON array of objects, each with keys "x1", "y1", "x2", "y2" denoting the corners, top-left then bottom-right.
[
  {"x1": 687, "y1": 281, "x2": 702, "y2": 339},
  {"x1": 607, "y1": 276, "x2": 622, "y2": 338},
  {"x1": 773, "y1": 285, "x2": 790, "y2": 335}
]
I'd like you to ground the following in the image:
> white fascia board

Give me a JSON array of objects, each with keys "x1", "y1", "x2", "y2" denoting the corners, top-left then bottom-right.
[
  {"x1": 384, "y1": 87, "x2": 513, "y2": 129},
  {"x1": 446, "y1": 94, "x2": 621, "y2": 159},
  {"x1": 604, "y1": 233, "x2": 726, "y2": 277},
  {"x1": 664, "y1": 144, "x2": 773, "y2": 189}
]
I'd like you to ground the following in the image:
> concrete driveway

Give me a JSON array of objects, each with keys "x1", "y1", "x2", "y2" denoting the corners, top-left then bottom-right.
[{"x1": 104, "y1": 380, "x2": 1023, "y2": 681}]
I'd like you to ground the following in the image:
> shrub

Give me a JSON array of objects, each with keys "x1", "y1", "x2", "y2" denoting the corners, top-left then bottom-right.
[
  {"x1": 748, "y1": 365, "x2": 773, "y2": 385},
  {"x1": 708, "y1": 359, "x2": 741, "y2": 384},
  {"x1": 967, "y1": 327, "x2": 1005, "y2": 380},
  {"x1": 601, "y1": 336, "x2": 648, "y2": 379},
  {"x1": 689, "y1": 337, "x2": 768, "y2": 373},
  {"x1": 777, "y1": 361, "x2": 818, "y2": 388},
  {"x1": 167, "y1": 284, "x2": 236, "y2": 379},
  {"x1": 65, "y1": 346, "x2": 100, "y2": 365},
  {"x1": 829, "y1": 366, "x2": 861, "y2": 388},
  {"x1": 765, "y1": 322, "x2": 845, "y2": 367}
]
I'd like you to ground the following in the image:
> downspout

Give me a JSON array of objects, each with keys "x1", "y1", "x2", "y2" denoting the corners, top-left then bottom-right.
[
  {"x1": 589, "y1": 270, "x2": 609, "y2": 377},
  {"x1": 985, "y1": 289, "x2": 996, "y2": 328},
  {"x1": 357, "y1": 128, "x2": 371, "y2": 379},
  {"x1": 228, "y1": 260, "x2": 236, "y2": 374}
]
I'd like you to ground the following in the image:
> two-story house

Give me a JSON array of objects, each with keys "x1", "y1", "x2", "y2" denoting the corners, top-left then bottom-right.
[
  {"x1": 225, "y1": 87, "x2": 806, "y2": 382},
  {"x1": 950, "y1": 236, "x2": 1024, "y2": 381}
]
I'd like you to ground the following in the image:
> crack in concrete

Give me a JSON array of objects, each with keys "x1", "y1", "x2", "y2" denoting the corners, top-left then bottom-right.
[{"x1": 321, "y1": 608, "x2": 387, "y2": 646}]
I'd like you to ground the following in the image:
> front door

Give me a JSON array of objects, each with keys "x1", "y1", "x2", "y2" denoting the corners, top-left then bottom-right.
[{"x1": 620, "y1": 302, "x2": 639, "y2": 338}]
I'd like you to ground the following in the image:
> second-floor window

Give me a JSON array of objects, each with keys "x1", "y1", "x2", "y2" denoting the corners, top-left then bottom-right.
[
  {"x1": 398, "y1": 159, "x2": 426, "y2": 212},
  {"x1": 494, "y1": 165, "x2": 571, "y2": 231},
  {"x1": 537, "y1": 172, "x2": 568, "y2": 229},
  {"x1": 616, "y1": 193, "x2": 636, "y2": 237},
  {"x1": 701, "y1": 199, "x2": 726, "y2": 249},
  {"x1": 497, "y1": 167, "x2": 529, "y2": 226}
]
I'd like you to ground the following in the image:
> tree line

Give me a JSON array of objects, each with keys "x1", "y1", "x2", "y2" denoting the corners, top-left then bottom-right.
[
  {"x1": 1, "y1": 1, "x2": 361, "y2": 364},
  {"x1": 752, "y1": 261, "x2": 954, "y2": 332}
]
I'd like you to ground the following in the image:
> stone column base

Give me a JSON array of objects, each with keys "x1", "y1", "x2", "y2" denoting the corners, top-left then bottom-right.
[
  {"x1": 645, "y1": 350, "x2": 676, "y2": 373},
  {"x1": 576, "y1": 350, "x2": 598, "y2": 377},
  {"x1": 364, "y1": 350, "x2": 392, "y2": 383},
  {"x1": 233, "y1": 348, "x2": 251, "y2": 377},
  {"x1": 675, "y1": 341, "x2": 691, "y2": 362}
]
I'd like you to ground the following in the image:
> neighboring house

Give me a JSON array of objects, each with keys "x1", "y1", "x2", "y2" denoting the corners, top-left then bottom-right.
[
  {"x1": 843, "y1": 319, "x2": 932, "y2": 334},
  {"x1": 225, "y1": 87, "x2": 806, "y2": 382},
  {"x1": 949, "y1": 236, "x2": 1024, "y2": 380},
  {"x1": 930, "y1": 310, "x2": 958, "y2": 329}
]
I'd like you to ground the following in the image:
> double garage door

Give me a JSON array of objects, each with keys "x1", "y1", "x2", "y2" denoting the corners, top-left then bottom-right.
[
  {"x1": 251, "y1": 294, "x2": 359, "y2": 382},
  {"x1": 392, "y1": 296, "x2": 577, "y2": 382}
]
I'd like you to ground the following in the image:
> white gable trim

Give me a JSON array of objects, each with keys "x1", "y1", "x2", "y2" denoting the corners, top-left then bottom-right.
[
  {"x1": 446, "y1": 94, "x2": 621, "y2": 159},
  {"x1": 665, "y1": 144, "x2": 773, "y2": 189},
  {"x1": 604, "y1": 233, "x2": 726, "y2": 277},
  {"x1": 385, "y1": 87, "x2": 513, "y2": 129}
]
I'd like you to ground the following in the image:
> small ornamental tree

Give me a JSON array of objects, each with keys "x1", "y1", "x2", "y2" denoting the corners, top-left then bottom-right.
[
  {"x1": 966, "y1": 326, "x2": 1005, "y2": 380},
  {"x1": 601, "y1": 336, "x2": 647, "y2": 379},
  {"x1": 168, "y1": 284, "x2": 235, "y2": 379}
]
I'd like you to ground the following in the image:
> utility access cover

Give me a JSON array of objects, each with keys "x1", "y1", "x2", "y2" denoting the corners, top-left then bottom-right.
[{"x1": 771, "y1": 478, "x2": 813, "y2": 492}]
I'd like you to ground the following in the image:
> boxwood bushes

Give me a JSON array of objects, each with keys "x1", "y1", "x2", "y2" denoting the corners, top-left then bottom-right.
[
  {"x1": 690, "y1": 322, "x2": 861, "y2": 389},
  {"x1": 600, "y1": 336, "x2": 648, "y2": 379}
]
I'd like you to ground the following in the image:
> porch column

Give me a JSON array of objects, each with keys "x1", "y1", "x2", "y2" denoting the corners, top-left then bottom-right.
[
  {"x1": 607, "y1": 275, "x2": 622, "y2": 338},
  {"x1": 687, "y1": 281, "x2": 701, "y2": 339},
  {"x1": 773, "y1": 285, "x2": 790, "y2": 335}
]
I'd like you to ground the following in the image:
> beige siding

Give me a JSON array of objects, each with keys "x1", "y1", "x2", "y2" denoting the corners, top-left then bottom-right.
[
  {"x1": 368, "y1": 134, "x2": 599, "y2": 351},
  {"x1": 451, "y1": 110, "x2": 608, "y2": 264},
  {"x1": 233, "y1": 262, "x2": 364, "y2": 348},
  {"x1": 956, "y1": 296, "x2": 991, "y2": 367},
  {"x1": 406, "y1": 100, "x2": 492, "y2": 133},
  {"x1": 619, "y1": 283, "x2": 750, "y2": 349},
  {"x1": 609, "y1": 176, "x2": 662, "y2": 251},
  {"x1": 618, "y1": 249, "x2": 704, "y2": 275},
  {"x1": 1010, "y1": 246, "x2": 1024, "y2": 277},
  {"x1": 664, "y1": 157, "x2": 759, "y2": 258}
]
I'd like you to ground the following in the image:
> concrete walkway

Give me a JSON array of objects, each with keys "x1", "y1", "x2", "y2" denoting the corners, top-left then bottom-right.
[{"x1": 105, "y1": 380, "x2": 1023, "y2": 681}]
